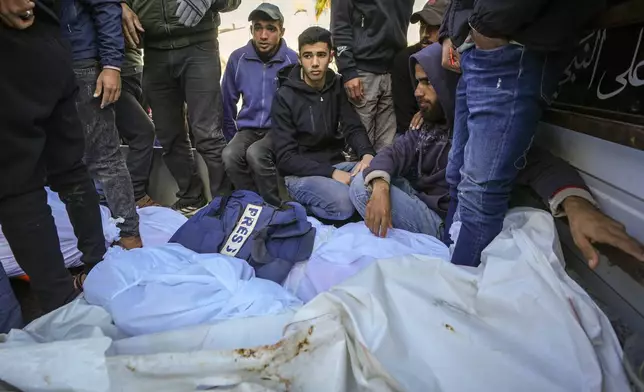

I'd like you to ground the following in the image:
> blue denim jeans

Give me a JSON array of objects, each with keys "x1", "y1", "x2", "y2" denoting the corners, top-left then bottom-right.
[
  {"x1": 444, "y1": 44, "x2": 563, "y2": 267},
  {"x1": 350, "y1": 172, "x2": 443, "y2": 238},
  {"x1": 285, "y1": 162, "x2": 357, "y2": 221}
]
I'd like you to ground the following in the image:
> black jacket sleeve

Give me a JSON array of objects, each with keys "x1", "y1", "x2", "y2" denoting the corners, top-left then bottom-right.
[
  {"x1": 515, "y1": 146, "x2": 589, "y2": 206},
  {"x1": 339, "y1": 90, "x2": 376, "y2": 158},
  {"x1": 272, "y1": 92, "x2": 336, "y2": 178},
  {"x1": 331, "y1": 0, "x2": 359, "y2": 81},
  {"x1": 470, "y1": 0, "x2": 550, "y2": 39},
  {"x1": 438, "y1": 0, "x2": 453, "y2": 43}
]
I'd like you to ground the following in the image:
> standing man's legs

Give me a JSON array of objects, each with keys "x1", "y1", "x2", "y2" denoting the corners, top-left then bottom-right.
[
  {"x1": 373, "y1": 74, "x2": 396, "y2": 152},
  {"x1": 0, "y1": 190, "x2": 78, "y2": 312},
  {"x1": 144, "y1": 49, "x2": 205, "y2": 208},
  {"x1": 351, "y1": 71, "x2": 380, "y2": 150},
  {"x1": 115, "y1": 73, "x2": 156, "y2": 205},
  {"x1": 73, "y1": 65, "x2": 141, "y2": 245},
  {"x1": 45, "y1": 77, "x2": 107, "y2": 274},
  {"x1": 247, "y1": 132, "x2": 281, "y2": 206},
  {"x1": 444, "y1": 70, "x2": 470, "y2": 244},
  {"x1": 183, "y1": 39, "x2": 230, "y2": 199},
  {"x1": 447, "y1": 46, "x2": 559, "y2": 267},
  {"x1": 0, "y1": 20, "x2": 90, "y2": 313},
  {"x1": 222, "y1": 129, "x2": 264, "y2": 193},
  {"x1": 350, "y1": 71, "x2": 396, "y2": 152}
]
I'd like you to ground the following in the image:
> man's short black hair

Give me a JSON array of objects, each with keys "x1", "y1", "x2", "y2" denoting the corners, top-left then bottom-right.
[{"x1": 298, "y1": 26, "x2": 333, "y2": 53}]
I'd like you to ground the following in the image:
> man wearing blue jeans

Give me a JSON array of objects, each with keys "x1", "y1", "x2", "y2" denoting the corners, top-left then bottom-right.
[
  {"x1": 272, "y1": 27, "x2": 375, "y2": 221},
  {"x1": 439, "y1": 0, "x2": 605, "y2": 267}
]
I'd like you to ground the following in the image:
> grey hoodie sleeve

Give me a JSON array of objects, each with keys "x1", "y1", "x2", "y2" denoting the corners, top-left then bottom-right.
[
  {"x1": 331, "y1": 0, "x2": 359, "y2": 81},
  {"x1": 363, "y1": 130, "x2": 420, "y2": 185}
]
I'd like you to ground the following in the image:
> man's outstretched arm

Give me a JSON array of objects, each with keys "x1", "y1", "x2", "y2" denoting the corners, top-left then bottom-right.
[{"x1": 516, "y1": 146, "x2": 644, "y2": 268}]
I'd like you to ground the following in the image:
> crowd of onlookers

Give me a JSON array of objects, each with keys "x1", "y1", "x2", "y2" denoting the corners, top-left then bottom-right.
[{"x1": 1, "y1": 0, "x2": 643, "y2": 331}]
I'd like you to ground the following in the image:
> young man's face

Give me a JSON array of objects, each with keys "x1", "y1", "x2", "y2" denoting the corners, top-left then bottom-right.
[
  {"x1": 414, "y1": 63, "x2": 443, "y2": 122},
  {"x1": 299, "y1": 42, "x2": 333, "y2": 83},
  {"x1": 251, "y1": 20, "x2": 284, "y2": 55},
  {"x1": 419, "y1": 22, "x2": 440, "y2": 47}
]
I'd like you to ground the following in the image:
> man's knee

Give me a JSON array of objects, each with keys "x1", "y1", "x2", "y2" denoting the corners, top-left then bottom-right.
[
  {"x1": 329, "y1": 193, "x2": 356, "y2": 221},
  {"x1": 349, "y1": 173, "x2": 369, "y2": 213},
  {"x1": 222, "y1": 142, "x2": 245, "y2": 169},
  {"x1": 137, "y1": 122, "x2": 156, "y2": 146},
  {"x1": 48, "y1": 162, "x2": 92, "y2": 193},
  {"x1": 246, "y1": 140, "x2": 273, "y2": 170},
  {"x1": 194, "y1": 129, "x2": 227, "y2": 155}
]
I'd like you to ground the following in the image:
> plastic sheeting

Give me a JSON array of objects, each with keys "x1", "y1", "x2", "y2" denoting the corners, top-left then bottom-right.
[
  {"x1": 0, "y1": 209, "x2": 629, "y2": 391},
  {"x1": 283, "y1": 221, "x2": 449, "y2": 302},
  {"x1": 0, "y1": 191, "x2": 187, "y2": 277},
  {"x1": 83, "y1": 244, "x2": 302, "y2": 336},
  {"x1": 136, "y1": 206, "x2": 188, "y2": 247}
]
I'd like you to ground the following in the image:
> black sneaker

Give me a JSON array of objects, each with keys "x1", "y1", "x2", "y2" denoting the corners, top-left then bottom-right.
[{"x1": 171, "y1": 196, "x2": 207, "y2": 217}]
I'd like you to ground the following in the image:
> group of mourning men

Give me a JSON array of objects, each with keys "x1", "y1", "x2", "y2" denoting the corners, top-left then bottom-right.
[{"x1": 1, "y1": 0, "x2": 643, "y2": 331}]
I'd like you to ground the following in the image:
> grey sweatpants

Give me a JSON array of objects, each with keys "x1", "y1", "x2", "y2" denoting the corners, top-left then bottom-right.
[{"x1": 350, "y1": 71, "x2": 397, "y2": 152}]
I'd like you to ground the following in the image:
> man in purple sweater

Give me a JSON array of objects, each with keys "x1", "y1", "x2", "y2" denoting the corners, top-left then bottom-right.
[
  {"x1": 221, "y1": 3, "x2": 298, "y2": 206},
  {"x1": 350, "y1": 43, "x2": 644, "y2": 269}
]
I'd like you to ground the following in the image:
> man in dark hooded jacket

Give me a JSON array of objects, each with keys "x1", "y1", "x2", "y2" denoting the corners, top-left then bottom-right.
[
  {"x1": 272, "y1": 27, "x2": 375, "y2": 222},
  {"x1": 350, "y1": 43, "x2": 644, "y2": 269}
]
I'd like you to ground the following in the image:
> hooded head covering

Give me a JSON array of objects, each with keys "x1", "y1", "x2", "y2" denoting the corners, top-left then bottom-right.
[
  {"x1": 405, "y1": 43, "x2": 460, "y2": 215},
  {"x1": 409, "y1": 42, "x2": 460, "y2": 129}
]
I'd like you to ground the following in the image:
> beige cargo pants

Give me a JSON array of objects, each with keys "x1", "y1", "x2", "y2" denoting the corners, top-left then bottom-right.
[{"x1": 348, "y1": 70, "x2": 397, "y2": 152}]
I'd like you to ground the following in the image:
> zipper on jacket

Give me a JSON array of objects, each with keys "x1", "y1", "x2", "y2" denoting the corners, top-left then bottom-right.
[
  {"x1": 309, "y1": 106, "x2": 316, "y2": 133},
  {"x1": 320, "y1": 95, "x2": 328, "y2": 133},
  {"x1": 260, "y1": 64, "x2": 267, "y2": 125},
  {"x1": 361, "y1": 15, "x2": 364, "y2": 28}
]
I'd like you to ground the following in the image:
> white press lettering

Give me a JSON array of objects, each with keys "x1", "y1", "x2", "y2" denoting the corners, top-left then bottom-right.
[{"x1": 220, "y1": 204, "x2": 264, "y2": 258}]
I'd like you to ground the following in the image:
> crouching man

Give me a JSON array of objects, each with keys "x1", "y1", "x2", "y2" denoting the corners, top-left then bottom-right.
[
  {"x1": 271, "y1": 27, "x2": 375, "y2": 222},
  {"x1": 350, "y1": 43, "x2": 644, "y2": 269},
  {"x1": 221, "y1": 3, "x2": 298, "y2": 206}
]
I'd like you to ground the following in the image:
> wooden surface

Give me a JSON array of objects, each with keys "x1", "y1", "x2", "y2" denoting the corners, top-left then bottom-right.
[{"x1": 543, "y1": 108, "x2": 644, "y2": 150}]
